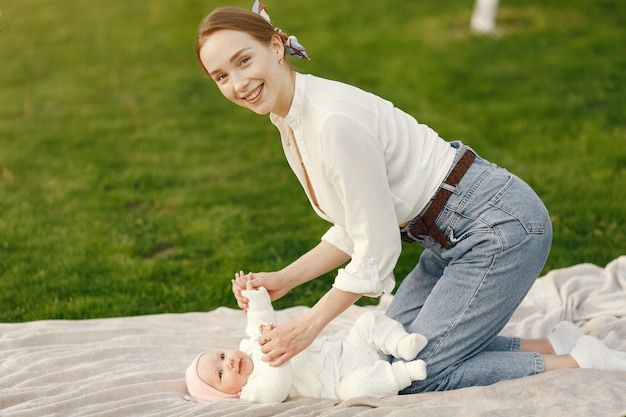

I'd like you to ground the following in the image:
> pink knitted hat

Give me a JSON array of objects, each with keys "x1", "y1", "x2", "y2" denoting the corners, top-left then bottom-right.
[{"x1": 185, "y1": 352, "x2": 241, "y2": 403}]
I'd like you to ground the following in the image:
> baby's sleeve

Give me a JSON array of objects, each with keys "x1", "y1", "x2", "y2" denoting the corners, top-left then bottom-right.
[
  {"x1": 239, "y1": 287, "x2": 293, "y2": 403},
  {"x1": 241, "y1": 287, "x2": 276, "y2": 339}
]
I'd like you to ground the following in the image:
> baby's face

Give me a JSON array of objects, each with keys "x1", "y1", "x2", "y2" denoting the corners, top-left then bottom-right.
[{"x1": 197, "y1": 350, "x2": 254, "y2": 394}]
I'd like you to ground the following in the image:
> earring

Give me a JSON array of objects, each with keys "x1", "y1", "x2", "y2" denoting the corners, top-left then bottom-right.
[{"x1": 279, "y1": 58, "x2": 285, "y2": 65}]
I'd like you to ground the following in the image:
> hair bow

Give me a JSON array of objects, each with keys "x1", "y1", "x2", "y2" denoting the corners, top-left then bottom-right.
[{"x1": 252, "y1": 1, "x2": 310, "y2": 60}]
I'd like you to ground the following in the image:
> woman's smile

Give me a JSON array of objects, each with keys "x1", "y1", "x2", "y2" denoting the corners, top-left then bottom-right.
[{"x1": 245, "y1": 84, "x2": 263, "y2": 102}]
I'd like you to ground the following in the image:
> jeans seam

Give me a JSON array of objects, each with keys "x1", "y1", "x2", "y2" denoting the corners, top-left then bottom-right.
[
  {"x1": 510, "y1": 337, "x2": 522, "y2": 352},
  {"x1": 532, "y1": 352, "x2": 545, "y2": 374}
]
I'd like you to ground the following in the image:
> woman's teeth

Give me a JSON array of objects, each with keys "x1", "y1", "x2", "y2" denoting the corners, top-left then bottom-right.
[{"x1": 246, "y1": 85, "x2": 262, "y2": 101}]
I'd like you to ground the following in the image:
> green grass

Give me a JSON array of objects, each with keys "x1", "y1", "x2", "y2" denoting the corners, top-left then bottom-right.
[{"x1": 1, "y1": 0, "x2": 624, "y2": 322}]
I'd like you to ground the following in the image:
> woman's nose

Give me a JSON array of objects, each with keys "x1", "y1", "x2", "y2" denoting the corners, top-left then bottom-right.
[{"x1": 232, "y1": 72, "x2": 249, "y2": 92}]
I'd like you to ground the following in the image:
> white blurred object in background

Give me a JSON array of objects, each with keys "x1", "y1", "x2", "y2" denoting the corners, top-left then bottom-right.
[{"x1": 471, "y1": 0, "x2": 499, "y2": 34}]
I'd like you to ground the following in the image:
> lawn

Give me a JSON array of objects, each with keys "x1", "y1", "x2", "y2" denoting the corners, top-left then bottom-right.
[{"x1": 1, "y1": 0, "x2": 624, "y2": 322}]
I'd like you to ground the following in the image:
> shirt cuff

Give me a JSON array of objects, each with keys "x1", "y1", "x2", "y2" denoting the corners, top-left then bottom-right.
[{"x1": 332, "y1": 259, "x2": 395, "y2": 298}]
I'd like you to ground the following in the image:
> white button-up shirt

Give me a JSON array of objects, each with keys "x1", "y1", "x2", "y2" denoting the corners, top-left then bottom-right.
[{"x1": 270, "y1": 73, "x2": 455, "y2": 297}]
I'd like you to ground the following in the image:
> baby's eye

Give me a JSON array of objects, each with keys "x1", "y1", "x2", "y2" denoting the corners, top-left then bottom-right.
[
  {"x1": 218, "y1": 370, "x2": 223, "y2": 379},
  {"x1": 220, "y1": 353, "x2": 225, "y2": 360}
]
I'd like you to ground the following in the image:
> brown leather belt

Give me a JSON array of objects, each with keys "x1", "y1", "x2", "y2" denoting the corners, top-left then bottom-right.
[{"x1": 400, "y1": 149, "x2": 476, "y2": 247}]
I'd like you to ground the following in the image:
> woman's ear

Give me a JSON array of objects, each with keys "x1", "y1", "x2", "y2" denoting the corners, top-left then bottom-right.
[{"x1": 270, "y1": 34, "x2": 285, "y2": 61}]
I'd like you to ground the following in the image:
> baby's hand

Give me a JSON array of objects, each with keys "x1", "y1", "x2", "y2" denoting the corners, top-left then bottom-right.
[
  {"x1": 260, "y1": 323, "x2": 275, "y2": 334},
  {"x1": 233, "y1": 270, "x2": 251, "y2": 288}
]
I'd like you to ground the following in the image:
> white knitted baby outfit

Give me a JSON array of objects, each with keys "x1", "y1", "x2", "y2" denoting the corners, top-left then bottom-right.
[{"x1": 239, "y1": 288, "x2": 426, "y2": 402}]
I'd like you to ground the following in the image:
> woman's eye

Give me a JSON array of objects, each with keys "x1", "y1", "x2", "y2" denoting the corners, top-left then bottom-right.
[{"x1": 240, "y1": 57, "x2": 250, "y2": 65}]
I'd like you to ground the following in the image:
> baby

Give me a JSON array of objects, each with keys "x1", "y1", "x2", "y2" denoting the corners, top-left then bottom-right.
[{"x1": 186, "y1": 281, "x2": 428, "y2": 403}]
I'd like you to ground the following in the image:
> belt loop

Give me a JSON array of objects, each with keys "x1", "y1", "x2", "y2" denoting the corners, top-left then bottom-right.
[{"x1": 440, "y1": 183, "x2": 457, "y2": 194}]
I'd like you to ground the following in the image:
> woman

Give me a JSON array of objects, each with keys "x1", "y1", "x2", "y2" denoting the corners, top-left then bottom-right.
[{"x1": 195, "y1": 3, "x2": 620, "y2": 393}]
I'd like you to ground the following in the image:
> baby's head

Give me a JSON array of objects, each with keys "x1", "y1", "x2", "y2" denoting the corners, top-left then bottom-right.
[{"x1": 186, "y1": 350, "x2": 254, "y2": 403}]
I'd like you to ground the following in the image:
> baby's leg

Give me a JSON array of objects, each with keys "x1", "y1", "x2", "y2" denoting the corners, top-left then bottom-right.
[
  {"x1": 396, "y1": 334, "x2": 429, "y2": 361},
  {"x1": 401, "y1": 359, "x2": 428, "y2": 380},
  {"x1": 348, "y1": 311, "x2": 427, "y2": 361},
  {"x1": 337, "y1": 359, "x2": 427, "y2": 401}
]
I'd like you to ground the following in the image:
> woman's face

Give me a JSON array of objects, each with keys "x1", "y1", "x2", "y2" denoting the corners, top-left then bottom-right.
[{"x1": 199, "y1": 29, "x2": 292, "y2": 117}]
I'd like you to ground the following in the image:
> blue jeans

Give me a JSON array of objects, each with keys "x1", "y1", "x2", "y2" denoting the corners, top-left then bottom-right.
[{"x1": 387, "y1": 141, "x2": 551, "y2": 392}]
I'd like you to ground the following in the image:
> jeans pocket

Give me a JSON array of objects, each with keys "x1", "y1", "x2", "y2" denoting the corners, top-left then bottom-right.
[{"x1": 488, "y1": 175, "x2": 549, "y2": 234}]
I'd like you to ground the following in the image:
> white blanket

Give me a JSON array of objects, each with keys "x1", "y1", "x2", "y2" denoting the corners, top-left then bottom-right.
[{"x1": 2, "y1": 257, "x2": 626, "y2": 417}]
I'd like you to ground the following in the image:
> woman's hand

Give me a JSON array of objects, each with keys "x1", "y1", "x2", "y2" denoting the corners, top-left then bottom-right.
[
  {"x1": 232, "y1": 270, "x2": 293, "y2": 312},
  {"x1": 231, "y1": 270, "x2": 291, "y2": 312},
  {"x1": 246, "y1": 271, "x2": 292, "y2": 302},
  {"x1": 258, "y1": 314, "x2": 318, "y2": 366}
]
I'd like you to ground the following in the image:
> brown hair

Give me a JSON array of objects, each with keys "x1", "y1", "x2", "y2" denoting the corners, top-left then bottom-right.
[{"x1": 196, "y1": 6, "x2": 281, "y2": 74}]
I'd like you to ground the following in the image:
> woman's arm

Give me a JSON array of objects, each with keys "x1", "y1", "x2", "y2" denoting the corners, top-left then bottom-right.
[
  {"x1": 277, "y1": 240, "x2": 352, "y2": 291},
  {"x1": 233, "y1": 240, "x2": 351, "y2": 310}
]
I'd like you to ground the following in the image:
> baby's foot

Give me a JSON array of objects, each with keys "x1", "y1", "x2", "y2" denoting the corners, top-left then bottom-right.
[
  {"x1": 397, "y1": 333, "x2": 427, "y2": 361},
  {"x1": 570, "y1": 335, "x2": 626, "y2": 371},
  {"x1": 548, "y1": 321, "x2": 585, "y2": 355},
  {"x1": 405, "y1": 359, "x2": 427, "y2": 381}
]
